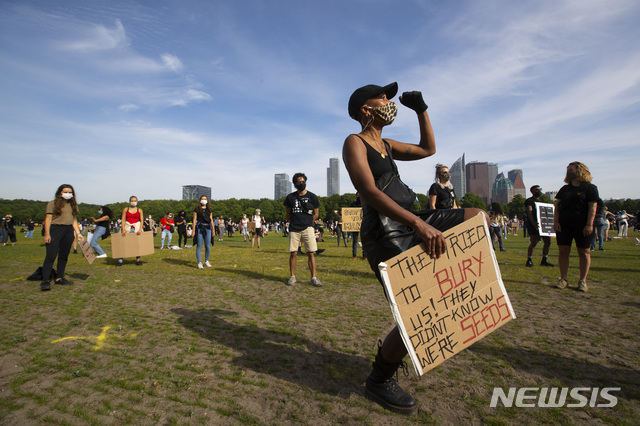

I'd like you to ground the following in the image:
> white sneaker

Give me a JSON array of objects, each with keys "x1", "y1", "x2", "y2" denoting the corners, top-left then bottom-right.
[
  {"x1": 310, "y1": 277, "x2": 323, "y2": 287},
  {"x1": 204, "y1": 261, "x2": 211, "y2": 267},
  {"x1": 286, "y1": 276, "x2": 296, "y2": 286},
  {"x1": 96, "y1": 254, "x2": 108, "y2": 258},
  {"x1": 197, "y1": 262, "x2": 203, "y2": 269}
]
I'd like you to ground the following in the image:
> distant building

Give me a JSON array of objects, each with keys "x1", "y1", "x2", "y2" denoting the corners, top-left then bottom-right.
[
  {"x1": 545, "y1": 191, "x2": 558, "y2": 200},
  {"x1": 274, "y1": 173, "x2": 291, "y2": 199},
  {"x1": 450, "y1": 154, "x2": 466, "y2": 199},
  {"x1": 183, "y1": 185, "x2": 211, "y2": 200},
  {"x1": 466, "y1": 161, "x2": 499, "y2": 204},
  {"x1": 508, "y1": 169, "x2": 526, "y2": 199},
  {"x1": 492, "y1": 173, "x2": 514, "y2": 205},
  {"x1": 327, "y1": 157, "x2": 340, "y2": 197}
]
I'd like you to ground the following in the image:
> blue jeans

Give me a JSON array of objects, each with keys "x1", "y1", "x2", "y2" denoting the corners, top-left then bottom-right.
[
  {"x1": 490, "y1": 225, "x2": 504, "y2": 250},
  {"x1": 351, "y1": 232, "x2": 359, "y2": 258},
  {"x1": 196, "y1": 228, "x2": 211, "y2": 263},
  {"x1": 26, "y1": 229, "x2": 34, "y2": 238},
  {"x1": 90, "y1": 226, "x2": 107, "y2": 256},
  {"x1": 161, "y1": 229, "x2": 172, "y2": 248},
  {"x1": 591, "y1": 218, "x2": 606, "y2": 250}
]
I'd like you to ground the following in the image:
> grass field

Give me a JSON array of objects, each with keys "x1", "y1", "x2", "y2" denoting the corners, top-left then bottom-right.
[{"x1": 1, "y1": 228, "x2": 639, "y2": 425}]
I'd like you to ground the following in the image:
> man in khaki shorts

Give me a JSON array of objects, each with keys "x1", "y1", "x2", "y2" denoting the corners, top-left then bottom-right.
[{"x1": 284, "y1": 173, "x2": 322, "y2": 287}]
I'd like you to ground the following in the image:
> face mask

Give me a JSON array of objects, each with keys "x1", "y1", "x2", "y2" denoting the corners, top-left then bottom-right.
[
  {"x1": 98, "y1": 210, "x2": 103, "y2": 215},
  {"x1": 130, "y1": 201, "x2": 137, "y2": 207},
  {"x1": 369, "y1": 101, "x2": 398, "y2": 125},
  {"x1": 439, "y1": 172, "x2": 451, "y2": 181},
  {"x1": 61, "y1": 193, "x2": 73, "y2": 200},
  {"x1": 200, "y1": 199, "x2": 207, "y2": 205},
  {"x1": 566, "y1": 171, "x2": 577, "y2": 181},
  {"x1": 294, "y1": 181, "x2": 306, "y2": 191},
  {"x1": 168, "y1": 215, "x2": 173, "y2": 218},
  {"x1": 533, "y1": 190, "x2": 542, "y2": 197}
]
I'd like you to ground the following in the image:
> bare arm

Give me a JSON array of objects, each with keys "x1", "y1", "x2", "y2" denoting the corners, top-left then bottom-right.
[
  {"x1": 428, "y1": 194, "x2": 437, "y2": 209},
  {"x1": 121, "y1": 208, "x2": 128, "y2": 236},
  {"x1": 583, "y1": 202, "x2": 597, "y2": 236},
  {"x1": 43, "y1": 214, "x2": 52, "y2": 244},
  {"x1": 387, "y1": 110, "x2": 436, "y2": 161},
  {"x1": 343, "y1": 134, "x2": 445, "y2": 258}
]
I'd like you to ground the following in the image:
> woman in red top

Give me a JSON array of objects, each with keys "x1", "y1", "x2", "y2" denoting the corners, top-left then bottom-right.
[
  {"x1": 159, "y1": 212, "x2": 175, "y2": 249},
  {"x1": 118, "y1": 195, "x2": 143, "y2": 266}
]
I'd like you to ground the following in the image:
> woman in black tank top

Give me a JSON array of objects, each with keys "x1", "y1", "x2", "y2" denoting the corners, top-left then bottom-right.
[{"x1": 342, "y1": 82, "x2": 487, "y2": 415}]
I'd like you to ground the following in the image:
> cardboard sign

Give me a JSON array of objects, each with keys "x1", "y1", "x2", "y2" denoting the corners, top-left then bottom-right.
[
  {"x1": 341, "y1": 207, "x2": 362, "y2": 232},
  {"x1": 379, "y1": 213, "x2": 515, "y2": 376},
  {"x1": 110, "y1": 231, "x2": 154, "y2": 259},
  {"x1": 248, "y1": 222, "x2": 256, "y2": 233},
  {"x1": 78, "y1": 239, "x2": 96, "y2": 265},
  {"x1": 535, "y1": 202, "x2": 556, "y2": 237}
]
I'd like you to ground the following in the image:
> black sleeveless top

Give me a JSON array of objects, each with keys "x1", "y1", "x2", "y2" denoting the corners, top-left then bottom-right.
[{"x1": 354, "y1": 135, "x2": 395, "y2": 180}]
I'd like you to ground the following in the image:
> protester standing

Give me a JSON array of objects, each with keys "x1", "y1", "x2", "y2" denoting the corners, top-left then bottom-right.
[
  {"x1": 26, "y1": 219, "x2": 35, "y2": 238},
  {"x1": 40, "y1": 184, "x2": 84, "y2": 291},
  {"x1": 284, "y1": 173, "x2": 322, "y2": 287},
  {"x1": 342, "y1": 82, "x2": 486, "y2": 414},
  {"x1": 159, "y1": 212, "x2": 175, "y2": 249},
  {"x1": 251, "y1": 209, "x2": 262, "y2": 249},
  {"x1": 525, "y1": 185, "x2": 554, "y2": 267},
  {"x1": 3, "y1": 215, "x2": 17, "y2": 246},
  {"x1": 89, "y1": 205, "x2": 113, "y2": 258},
  {"x1": 428, "y1": 164, "x2": 458, "y2": 209},
  {"x1": 117, "y1": 196, "x2": 143, "y2": 266},
  {"x1": 193, "y1": 195, "x2": 214, "y2": 269},
  {"x1": 175, "y1": 211, "x2": 188, "y2": 248},
  {"x1": 554, "y1": 162, "x2": 599, "y2": 292}
]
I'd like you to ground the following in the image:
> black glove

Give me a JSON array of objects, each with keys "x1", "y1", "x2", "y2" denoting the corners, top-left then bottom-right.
[{"x1": 399, "y1": 91, "x2": 428, "y2": 114}]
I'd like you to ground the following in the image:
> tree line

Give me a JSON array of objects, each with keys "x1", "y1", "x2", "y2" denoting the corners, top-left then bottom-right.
[{"x1": 1, "y1": 194, "x2": 637, "y2": 225}]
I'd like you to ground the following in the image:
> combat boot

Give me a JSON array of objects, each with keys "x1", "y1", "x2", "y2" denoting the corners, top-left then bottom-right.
[{"x1": 365, "y1": 346, "x2": 417, "y2": 415}]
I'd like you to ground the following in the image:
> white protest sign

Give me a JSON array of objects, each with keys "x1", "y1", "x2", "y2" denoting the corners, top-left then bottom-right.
[
  {"x1": 535, "y1": 202, "x2": 555, "y2": 237},
  {"x1": 379, "y1": 213, "x2": 515, "y2": 376}
]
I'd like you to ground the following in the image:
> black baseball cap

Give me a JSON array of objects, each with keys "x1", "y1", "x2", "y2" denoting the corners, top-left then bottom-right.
[{"x1": 348, "y1": 82, "x2": 398, "y2": 120}]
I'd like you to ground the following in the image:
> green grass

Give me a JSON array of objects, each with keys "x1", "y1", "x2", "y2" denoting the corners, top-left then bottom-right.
[{"x1": 0, "y1": 228, "x2": 639, "y2": 424}]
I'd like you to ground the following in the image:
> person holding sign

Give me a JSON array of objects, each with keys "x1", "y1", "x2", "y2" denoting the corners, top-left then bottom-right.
[
  {"x1": 117, "y1": 196, "x2": 143, "y2": 266},
  {"x1": 89, "y1": 205, "x2": 113, "y2": 259},
  {"x1": 343, "y1": 82, "x2": 487, "y2": 414},
  {"x1": 428, "y1": 164, "x2": 458, "y2": 209},
  {"x1": 284, "y1": 173, "x2": 322, "y2": 287},
  {"x1": 525, "y1": 185, "x2": 554, "y2": 267},
  {"x1": 40, "y1": 184, "x2": 84, "y2": 291},
  {"x1": 553, "y1": 162, "x2": 599, "y2": 292}
]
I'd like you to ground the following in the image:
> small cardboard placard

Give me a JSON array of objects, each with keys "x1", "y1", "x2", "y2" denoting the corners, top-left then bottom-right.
[
  {"x1": 78, "y1": 239, "x2": 96, "y2": 265},
  {"x1": 341, "y1": 207, "x2": 362, "y2": 232},
  {"x1": 248, "y1": 222, "x2": 256, "y2": 233},
  {"x1": 110, "y1": 231, "x2": 154, "y2": 259},
  {"x1": 535, "y1": 202, "x2": 556, "y2": 237},
  {"x1": 379, "y1": 213, "x2": 515, "y2": 376}
]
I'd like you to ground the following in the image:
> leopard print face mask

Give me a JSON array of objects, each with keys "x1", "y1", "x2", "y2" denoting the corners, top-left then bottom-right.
[{"x1": 370, "y1": 101, "x2": 398, "y2": 125}]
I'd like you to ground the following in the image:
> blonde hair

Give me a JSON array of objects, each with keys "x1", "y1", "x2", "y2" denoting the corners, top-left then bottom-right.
[{"x1": 565, "y1": 161, "x2": 592, "y2": 184}]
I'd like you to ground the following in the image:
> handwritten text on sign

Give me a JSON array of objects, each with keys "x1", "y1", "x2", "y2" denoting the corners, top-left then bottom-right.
[
  {"x1": 341, "y1": 208, "x2": 362, "y2": 232},
  {"x1": 379, "y1": 213, "x2": 515, "y2": 376}
]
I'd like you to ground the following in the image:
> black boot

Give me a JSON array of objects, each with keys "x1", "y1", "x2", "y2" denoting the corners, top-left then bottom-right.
[{"x1": 365, "y1": 347, "x2": 417, "y2": 415}]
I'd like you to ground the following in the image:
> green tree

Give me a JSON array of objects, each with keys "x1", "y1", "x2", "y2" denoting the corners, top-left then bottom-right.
[
  {"x1": 461, "y1": 193, "x2": 487, "y2": 210},
  {"x1": 507, "y1": 194, "x2": 526, "y2": 219}
]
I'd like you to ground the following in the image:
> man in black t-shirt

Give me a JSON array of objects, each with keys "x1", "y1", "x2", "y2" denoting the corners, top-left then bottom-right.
[
  {"x1": 525, "y1": 185, "x2": 554, "y2": 267},
  {"x1": 283, "y1": 173, "x2": 322, "y2": 287}
]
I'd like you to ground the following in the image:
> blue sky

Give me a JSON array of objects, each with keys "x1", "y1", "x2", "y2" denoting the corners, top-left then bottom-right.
[{"x1": 1, "y1": 0, "x2": 638, "y2": 204}]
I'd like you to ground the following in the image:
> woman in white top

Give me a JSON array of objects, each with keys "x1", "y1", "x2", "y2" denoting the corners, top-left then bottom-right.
[{"x1": 251, "y1": 209, "x2": 262, "y2": 249}]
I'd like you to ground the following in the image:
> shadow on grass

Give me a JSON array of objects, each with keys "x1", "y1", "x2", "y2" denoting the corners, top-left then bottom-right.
[
  {"x1": 162, "y1": 258, "x2": 195, "y2": 267},
  {"x1": 68, "y1": 272, "x2": 90, "y2": 280},
  {"x1": 171, "y1": 307, "x2": 369, "y2": 398},
  {"x1": 214, "y1": 267, "x2": 284, "y2": 283},
  {"x1": 469, "y1": 343, "x2": 640, "y2": 400}
]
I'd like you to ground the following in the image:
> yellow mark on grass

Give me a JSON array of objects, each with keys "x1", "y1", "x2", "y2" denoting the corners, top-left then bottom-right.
[{"x1": 51, "y1": 326, "x2": 137, "y2": 351}]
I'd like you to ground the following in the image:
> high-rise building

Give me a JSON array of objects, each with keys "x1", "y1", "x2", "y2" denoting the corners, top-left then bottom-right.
[
  {"x1": 508, "y1": 169, "x2": 526, "y2": 199},
  {"x1": 182, "y1": 185, "x2": 211, "y2": 200},
  {"x1": 274, "y1": 173, "x2": 291, "y2": 199},
  {"x1": 491, "y1": 173, "x2": 514, "y2": 205},
  {"x1": 450, "y1": 154, "x2": 466, "y2": 199},
  {"x1": 466, "y1": 162, "x2": 499, "y2": 204},
  {"x1": 327, "y1": 157, "x2": 340, "y2": 197}
]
